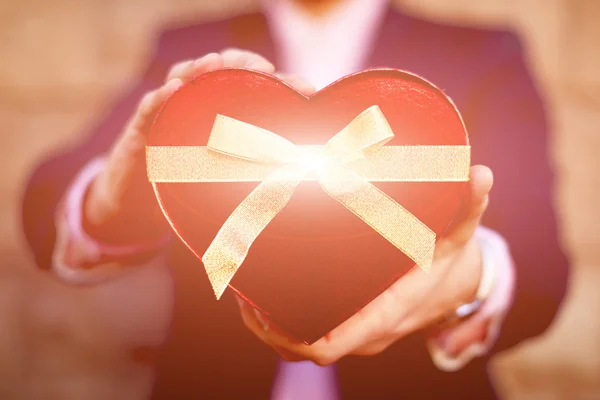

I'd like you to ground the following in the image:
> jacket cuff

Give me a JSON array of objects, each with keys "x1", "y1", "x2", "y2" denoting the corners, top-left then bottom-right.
[{"x1": 52, "y1": 157, "x2": 170, "y2": 285}]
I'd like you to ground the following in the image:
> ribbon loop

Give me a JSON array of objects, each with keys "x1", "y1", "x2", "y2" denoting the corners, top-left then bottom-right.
[
  {"x1": 323, "y1": 106, "x2": 394, "y2": 163},
  {"x1": 208, "y1": 114, "x2": 301, "y2": 164},
  {"x1": 147, "y1": 106, "x2": 470, "y2": 298}
]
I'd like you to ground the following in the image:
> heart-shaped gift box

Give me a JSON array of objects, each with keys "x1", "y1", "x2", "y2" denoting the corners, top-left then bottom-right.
[{"x1": 147, "y1": 69, "x2": 470, "y2": 344}]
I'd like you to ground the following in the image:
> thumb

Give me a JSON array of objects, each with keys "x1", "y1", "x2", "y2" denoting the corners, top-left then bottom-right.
[
  {"x1": 470, "y1": 165, "x2": 494, "y2": 204},
  {"x1": 439, "y1": 165, "x2": 493, "y2": 250},
  {"x1": 130, "y1": 78, "x2": 184, "y2": 137},
  {"x1": 109, "y1": 78, "x2": 184, "y2": 168}
]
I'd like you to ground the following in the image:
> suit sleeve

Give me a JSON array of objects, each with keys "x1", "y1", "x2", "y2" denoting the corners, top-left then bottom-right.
[
  {"x1": 21, "y1": 35, "x2": 172, "y2": 271},
  {"x1": 467, "y1": 32, "x2": 571, "y2": 352}
]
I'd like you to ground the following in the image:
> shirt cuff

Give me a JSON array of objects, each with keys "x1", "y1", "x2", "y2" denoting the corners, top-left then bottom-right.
[
  {"x1": 426, "y1": 226, "x2": 516, "y2": 371},
  {"x1": 52, "y1": 157, "x2": 171, "y2": 285}
]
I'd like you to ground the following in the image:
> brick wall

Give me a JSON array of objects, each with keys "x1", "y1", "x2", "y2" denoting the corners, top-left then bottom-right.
[{"x1": 1, "y1": 0, "x2": 598, "y2": 398}]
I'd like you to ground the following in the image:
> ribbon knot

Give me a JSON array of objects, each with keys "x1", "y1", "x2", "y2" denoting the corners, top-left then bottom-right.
[{"x1": 147, "y1": 106, "x2": 470, "y2": 299}]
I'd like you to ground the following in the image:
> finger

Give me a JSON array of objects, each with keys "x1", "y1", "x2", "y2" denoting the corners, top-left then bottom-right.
[
  {"x1": 166, "y1": 60, "x2": 193, "y2": 83},
  {"x1": 422, "y1": 310, "x2": 497, "y2": 371},
  {"x1": 165, "y1": 53, "x2": 223, "y2": 83},
  {"x1": 271, "y1": 345, "x2": 307, "y2": 362},
  {"x1": 236, "y1": 297, "x2": 301, "y2": 344},
  {"x1": 258, "y1": 297, "x2": 392, "y2": 366},
  {"x1": 443, "y1": 319, "x2": 490, "y2": 357},
  {"x1": 236, "y1": 297, "x2": 272, "y2": 343},
  {"x1": 345, "y1": 253, "x2": 458, "y2": 358},
  {"x1": 351, "y1": 337, "x2": 394, "y2": 356},
  {"x1": 236, "y1": 297, "x2": 307, "y2": 361},
  {"x1": 305, "y1": 308, "x2": 386, "y2": 365},
  {"x1": 296, "y1": 280, "x2": 427, "y2": 364},
  {"x1": 472, "y1": 165, "x2": 494, "y2": 198},
  {"x1": 428, "y1": 234, "x2": 514, "y2": 356},
  {"x1": 238, "y1": 276, "x2": 414, "y2": 366},
  {"x1": 235, "y1": 295, "x2": 320, "y2": 360},
  {"x1": 130, "y1": 78, "x2": 183, "y2": 134},
  {"x1": 220, "y1": 48, "x2": 275, "y2": 73},
  {"x1": 274, "y1": 73, "x2": 317, "y2": 96}
]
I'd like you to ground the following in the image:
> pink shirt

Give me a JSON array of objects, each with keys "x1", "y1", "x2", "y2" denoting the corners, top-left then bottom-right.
[
  {"x1": 265, "y1": 0, "x2": 388, "y2": 90},
  {"x1": 53, "y1": 1, "x2": 515, "y2": 398}
]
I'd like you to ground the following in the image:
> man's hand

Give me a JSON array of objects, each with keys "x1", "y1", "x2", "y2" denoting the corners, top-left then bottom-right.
[
  {"x1": 84, "y1": 49, "x2": 314, "y2": 244},
  {"x1": 7, "y1": 51, "x2": 317, "y2": 399},
  {"x1": 237, "y1": 165, "x2": 494, "y2": 365}
]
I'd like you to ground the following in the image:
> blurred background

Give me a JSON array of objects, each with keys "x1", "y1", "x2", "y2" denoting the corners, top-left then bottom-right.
[{"x1": 0, "y1": 0, "x2": 599, "y2": 398}]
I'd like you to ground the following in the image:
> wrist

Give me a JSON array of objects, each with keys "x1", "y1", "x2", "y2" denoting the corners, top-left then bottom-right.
[
  {"x1": 56, "y1": 157, "x2": 172, "y2": 275},
  {"x1": 459, "y1": 236, "x2": 484, "y2": 305},
  {"x1": 426, "y1": 227, "x2": 513, "y2": 371}
]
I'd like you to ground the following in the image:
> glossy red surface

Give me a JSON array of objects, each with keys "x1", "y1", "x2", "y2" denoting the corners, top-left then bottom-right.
[{"x1": 148, "y1": 69, "x2": 469, "y2": 343}]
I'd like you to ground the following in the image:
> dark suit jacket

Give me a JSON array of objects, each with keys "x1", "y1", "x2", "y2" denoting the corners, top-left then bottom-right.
[{"x1": 22, "y1": 8, "x2": 569, "y2": 400}]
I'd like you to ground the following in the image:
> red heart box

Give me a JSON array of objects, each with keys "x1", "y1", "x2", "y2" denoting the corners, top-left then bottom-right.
[{"x1": 148, "y1": 69, "x2": 469, "y2": 344}]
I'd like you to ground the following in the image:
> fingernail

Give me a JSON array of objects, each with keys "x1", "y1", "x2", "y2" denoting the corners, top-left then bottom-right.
[
  {"x1": 253, "y1": 309, "x2": 270, "y2": 331},
  {"x1": 246, "y1": 60, "x2": 274, "y2": 72},
  {"x1": 168, "y1": 78, "x2": 183, "y2": 89},
  {"x1": 234, "y1": 295, "x2": 244, "y2": 308}
]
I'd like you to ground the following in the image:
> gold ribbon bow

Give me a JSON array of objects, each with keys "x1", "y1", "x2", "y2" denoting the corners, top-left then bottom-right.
[{"x1": 147, "y1": 106, "x2": 470, "y2": 299}]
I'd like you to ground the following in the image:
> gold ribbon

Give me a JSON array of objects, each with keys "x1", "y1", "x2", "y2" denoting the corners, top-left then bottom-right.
[{"x1": 147, "y1": 106, "x2": 470, "y2": 299}]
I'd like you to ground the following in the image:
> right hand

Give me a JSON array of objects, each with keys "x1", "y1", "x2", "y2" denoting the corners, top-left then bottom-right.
[
  {"x1": 84, "y1": 49, "x2": 315, "y2": 244},
  {"x1": 5, "y1": 51, "x2": 315, "y2": 399}
]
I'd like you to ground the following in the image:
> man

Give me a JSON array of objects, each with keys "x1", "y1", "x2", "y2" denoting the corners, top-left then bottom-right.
[{"x1": 22, "y1": 0, "x2": 569, "y2": 398}]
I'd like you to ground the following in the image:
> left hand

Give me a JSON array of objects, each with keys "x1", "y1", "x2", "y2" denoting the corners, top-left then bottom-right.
[{"x1": 236, "y1": 165, "x2": 494, "y2": 365}]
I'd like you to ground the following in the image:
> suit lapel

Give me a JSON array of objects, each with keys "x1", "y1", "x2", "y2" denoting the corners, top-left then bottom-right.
[
  {"x1": 365, "y1": 8, "x2": 418, "y2": 70},
  {"x1": 225, "y1": 11, "x2": 279, "y2": 67}
]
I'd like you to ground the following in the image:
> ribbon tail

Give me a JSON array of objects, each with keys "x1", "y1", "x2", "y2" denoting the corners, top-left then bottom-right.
[
  {"x1": 202, "y1": 166, "x2": 306, "y2": 299},
  {"x1": 318, "y1": 163, "x2": 435, "y2": 272}
]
